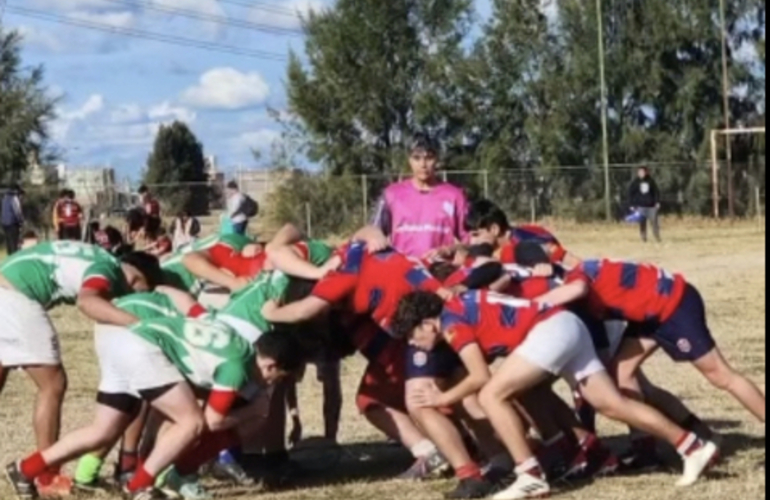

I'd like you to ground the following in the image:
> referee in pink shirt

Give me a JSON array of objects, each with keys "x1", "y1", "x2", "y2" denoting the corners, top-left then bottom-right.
[{"x1": 371, "y1": 133, "x2": 468, "y2": 258}]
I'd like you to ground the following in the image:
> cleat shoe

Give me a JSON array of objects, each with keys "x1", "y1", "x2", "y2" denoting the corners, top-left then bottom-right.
[
  {"x1": 398, "y1": 451, "x2": 449, "y2": 481},
  {"x1": 444, "y1": 478, "x2": 494, "y2": 499},
  {"x1": 35, "y1": 474, "x2": 73, "y2": 498},
  {"x1": 5, "y1": 462, "x2": 37, "y2": 499},
  {"x1": 677, "y1": 441, "x2": 719, "y2": 487},
  {"x1": 158, "y1": 469, "x2": 212, "y2": 500},
  {"x1": 492, "y1": 472, "x2": 550, "y2": 500},
  {"x1": 122, "y1": 487, "x2": 166, "y2": 500},
  {"x1": 209, "y1": 459, "x2": 255, "y2": 486},
  {"x1": 482, "y1": 466, "x2": 513, "y2": 487}
]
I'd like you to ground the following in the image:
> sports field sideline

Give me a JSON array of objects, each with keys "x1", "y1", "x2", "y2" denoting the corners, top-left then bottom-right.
[{"x1": 0, "y1": 219, "x2": 765, "y2": 500}]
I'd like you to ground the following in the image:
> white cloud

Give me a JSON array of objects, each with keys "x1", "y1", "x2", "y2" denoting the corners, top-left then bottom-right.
[
  {"x1": 17, "y1": 25, "x2": 65, "y2": 53},
  {"x1": 148, "y1": 101, "x2": 197, "y2": 123},
  {"x1": 110, "y1": 104, "x2": 145, "y2": 124},
  {"x1": 53, "y1": 95, "x2": 197, "y2": 156},
  {"x1": 28, "y1": 0, "x2": 117, "y2": 10},
  {"x1": 69, "y1": 10, "x2": 137, "y2": 29},
  {"x1": 251, "y1": 0, "x2": 323, "y2": 30},
  {"x1": 181, "y1": 67, "x2": 270, "y2": 110},
  {"x1": 236, "y1": 129, "x2": 281, "y2": 150},
  {"x1": 64, "y1": 94, "x2": 106, "y2": 121}
]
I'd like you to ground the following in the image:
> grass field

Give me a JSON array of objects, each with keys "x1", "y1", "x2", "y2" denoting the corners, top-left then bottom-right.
[{"x1": 0, "y1": 219, "x2": 766, "y2": 500}]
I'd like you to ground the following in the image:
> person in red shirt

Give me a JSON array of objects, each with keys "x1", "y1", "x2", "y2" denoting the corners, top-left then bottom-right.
[
  {"x1": 138, "y1": 185, "x2": 161, "y2": 238},
  {"x1": 534, "y1": 259, "x2": 767, "y2": 426},
  {"x1": 463, "y1": 199, "x2": 579, "y2": 268},
  {"x1": 54, "y1": 190, "x2": 84, "y2": 241},
  {"x1": 393, "y1": 290, "x2": 720, "y2": 499}
]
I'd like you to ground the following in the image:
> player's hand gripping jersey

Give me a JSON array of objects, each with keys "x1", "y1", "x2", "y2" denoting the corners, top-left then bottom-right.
[
  {"x1": 161, "y1": 234, "x2": 252, "y2": 296},
  {"x1": 0, "y1": 241, "x2": 131, "y2": 308},
  {"x1": 130, "y1": 316, "x2": 254, "y2": 410},
  {"x1": 312, "y1": 243, "x2": 443, "y2": 334},
  {"x1": 440, "y1": 290, "x2": 558, "y2": 360},
  {"x1": 576, "y1": 259, "x2": 687, "y2": 323}
]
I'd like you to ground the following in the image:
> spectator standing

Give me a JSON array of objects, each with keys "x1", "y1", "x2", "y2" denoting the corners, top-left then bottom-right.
[
  {"x1": 53, "y1": 189, "x2": 84, "y2": 241},
  {"x1": 138, "y1": 184, "x2": 162, "y2": 238},
  {"x1": 1, "y1": 185, "x2": 25, "y2": 255},
  {"x1": 170, "y1": 210, "x2": 201, "y2": 250},
  {"x1": 629, "y1": 166, "x2": 662, "y2": 242},
  {"x1": 226, "y1": 181, "x2": 258, "y2": 236},
  {"x1": 371, "y1": 133, "x2": 468, "y2": 258}
]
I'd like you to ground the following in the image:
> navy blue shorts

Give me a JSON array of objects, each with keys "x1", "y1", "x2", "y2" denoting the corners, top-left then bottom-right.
[
  {"x1": 405, "y1": 343, "x2": 462, "y2": 380},
  {"x1": 625, "y1": 284, "x2": 715, "y2": 362}
]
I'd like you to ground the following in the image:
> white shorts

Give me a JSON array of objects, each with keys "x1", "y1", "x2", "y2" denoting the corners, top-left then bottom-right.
[
  {"x1": 95, "y1": 324, "x2": 184, "y2": 398},
  {"x1": 0, "y1": 288, "x2": 61, "y2": 366},
  {"x1": 515, "y1": 311, "x2": 606, "y2": 386}
]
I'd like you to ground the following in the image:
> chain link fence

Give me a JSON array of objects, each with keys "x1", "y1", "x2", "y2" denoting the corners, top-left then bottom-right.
[{"x1": 2, "y1": 161, "x2": 764, "y2": 241}]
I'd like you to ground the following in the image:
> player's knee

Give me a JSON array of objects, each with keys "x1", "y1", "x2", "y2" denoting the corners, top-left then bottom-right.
[
  {"x1": 704, "y1": 365, "x2": 735, "y2": 391},
  {"x1": 460, "y1": 395, "x2": 487, "y2": 421},
  {"x1": 41, "y1": 367, "x2": 68, "y2": 400},
  {"x1": 180, "y1": 413, "x2": 206, "y2": 440},
  {"x1": 478, "y1": 384, "x2": 500, "y2": 412}
]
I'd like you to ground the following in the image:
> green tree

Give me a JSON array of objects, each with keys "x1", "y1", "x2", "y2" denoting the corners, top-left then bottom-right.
[
  {"x1": 285, "y1": 0, "x2": 473, "y2": 177},
  {"x1": 144, "y1": 121, "x2": 208, "y2": 215},
  {"x1": 0, "y1": 29, "x2": 58, "y2": 184}
]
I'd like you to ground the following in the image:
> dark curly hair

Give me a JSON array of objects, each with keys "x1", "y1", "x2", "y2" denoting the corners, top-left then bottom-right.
[
  {"x1": 392, "y1": 291, "x2": 445, "y2": 339},
  {"x1": 465, "y1": 199, "x2": 510, "y2": 234},
  {"x1": 428, "y1": 261, "x2": 459, "y2": 283}
]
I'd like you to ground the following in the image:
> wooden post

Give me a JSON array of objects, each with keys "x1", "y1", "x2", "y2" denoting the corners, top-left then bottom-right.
[
  {"x1": 756, "y1": 186, "x2": 762, "y2": 226},
  {"x1": 305, "y1": 203, "x2": 312, "y2": 238},
  {"x1": 483, "y1": 170, "x2": 490, "y2": 199},
  {"x1": 711, "y1": 130, "x2": 720, "y2": 218},
  {"x1": 362, "y1": 174, "x2": 368, "y2": 224},
  {"x1": 530, "y1": 196, "x2": 537, "y2": 224}
]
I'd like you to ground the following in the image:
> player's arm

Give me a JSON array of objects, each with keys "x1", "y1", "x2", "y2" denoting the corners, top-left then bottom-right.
[
  {"x1": 203, "y1": 388, "x2": 240, "y2": 431},
  {"x1": 261, "y1": 295, "x2": 331, "y2": 324},
  {"x1": 78, "y1": 288, "x2": 139, "y2": 327},
  {"x1": 534, "y1": 273, "x2": 589, "y2": 307},
  {"x1": 349, "y1": 225, "x2": 390, "y2": 253},
  {"x1": 183, "y1": 251, "x2": 247, "y2": 292},
  {"x1": 266, "y1": 241, "x2": 339, "y2": 281},
  {"x1": 438, "y1": 343, "x2": 491, "y2": 406},
  {"x1": 155, "y1": 285, "x2": 208, "y2": 317}
]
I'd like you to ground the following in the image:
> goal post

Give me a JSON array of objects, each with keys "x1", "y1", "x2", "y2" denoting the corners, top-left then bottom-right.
[{"x1": 710, "y1": 126, "x2": 766, "y2": 218}]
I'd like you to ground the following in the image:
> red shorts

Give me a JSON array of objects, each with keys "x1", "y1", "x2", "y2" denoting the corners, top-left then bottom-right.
[{"x1": 356, "y1": 359, "x2": 406, "y2": 414}]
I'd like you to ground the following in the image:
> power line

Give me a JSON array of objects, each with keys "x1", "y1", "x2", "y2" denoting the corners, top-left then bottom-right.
[
  {"x1": 218, "y1": 0, "x2": 306, "y2": 17},
  {"x1": 4, "y1": 5, "x2": 287, "y2": 60},
  {"x1": 102, "y1": 0, "x2": 303, "y2": 36}
]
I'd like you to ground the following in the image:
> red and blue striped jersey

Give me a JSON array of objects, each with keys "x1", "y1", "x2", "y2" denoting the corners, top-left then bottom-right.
[
  {"x1": 312, "y1": 243, "x2": 442, "y2": 334},
  {"x1": 576, "y1": 259, "x2": 686, "y2": 323},
  {"x1": 497, "y1": 225, "x2": 567, "y2": 265},
  {"x1": 440, "y1": 290, "x2": 559, "y2": 359}
]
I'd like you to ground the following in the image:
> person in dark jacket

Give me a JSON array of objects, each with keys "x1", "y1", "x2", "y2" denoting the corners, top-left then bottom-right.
[
  {"x1": 628, "y1": 166, "x2": 661, "y2": 242},
  {"x1": 1, "y1": 185, "x2": 25, "y2": 255}
]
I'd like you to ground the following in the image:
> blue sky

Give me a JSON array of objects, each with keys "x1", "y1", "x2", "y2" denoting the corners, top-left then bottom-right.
[{"x1": 1, "y1": 0, "x2": 501, "y2": 182}]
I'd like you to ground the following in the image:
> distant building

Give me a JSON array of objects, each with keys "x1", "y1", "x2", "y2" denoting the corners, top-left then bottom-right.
[{"x1": 60, "y1": 166, "x2": 119, "y2": 213}]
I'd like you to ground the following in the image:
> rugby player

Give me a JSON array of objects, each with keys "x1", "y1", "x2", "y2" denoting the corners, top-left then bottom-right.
[
  {"x1": 0, "y1": 242, "x2": 161, "y2": 496},
  {"x1": 533, "y1": 259, "x2": 767, "y2": 425},
  {"x1": 6, "y1": 315, "x2": 301, "y2": 500},
  {"x1": 394, "y1": 290, "x2": 720, "y2": 499}
]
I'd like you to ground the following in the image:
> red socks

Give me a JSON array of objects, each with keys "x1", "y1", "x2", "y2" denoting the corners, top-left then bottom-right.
[
  {"x1": 20, "y1": 452, "x2": 49, "y2": 480},
  {"x1": 455, "y1": 463, "x2": 483, "y2": 481},
  {"x1": 127, "y1": 465, "x2": 154, "y2": 492}
]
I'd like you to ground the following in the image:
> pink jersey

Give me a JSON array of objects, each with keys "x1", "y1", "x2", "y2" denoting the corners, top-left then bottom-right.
[{"x1": 372, "y1": 180, "x2": 468, "y2": 258}]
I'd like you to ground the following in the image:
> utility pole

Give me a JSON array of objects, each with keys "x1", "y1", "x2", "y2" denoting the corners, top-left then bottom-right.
[
  {"x1": 597, "y1": 0, "x2": 612, "y2": 221},
  {"x1": 718, "y1": 0, "x2": 735, "y2": 218}
]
